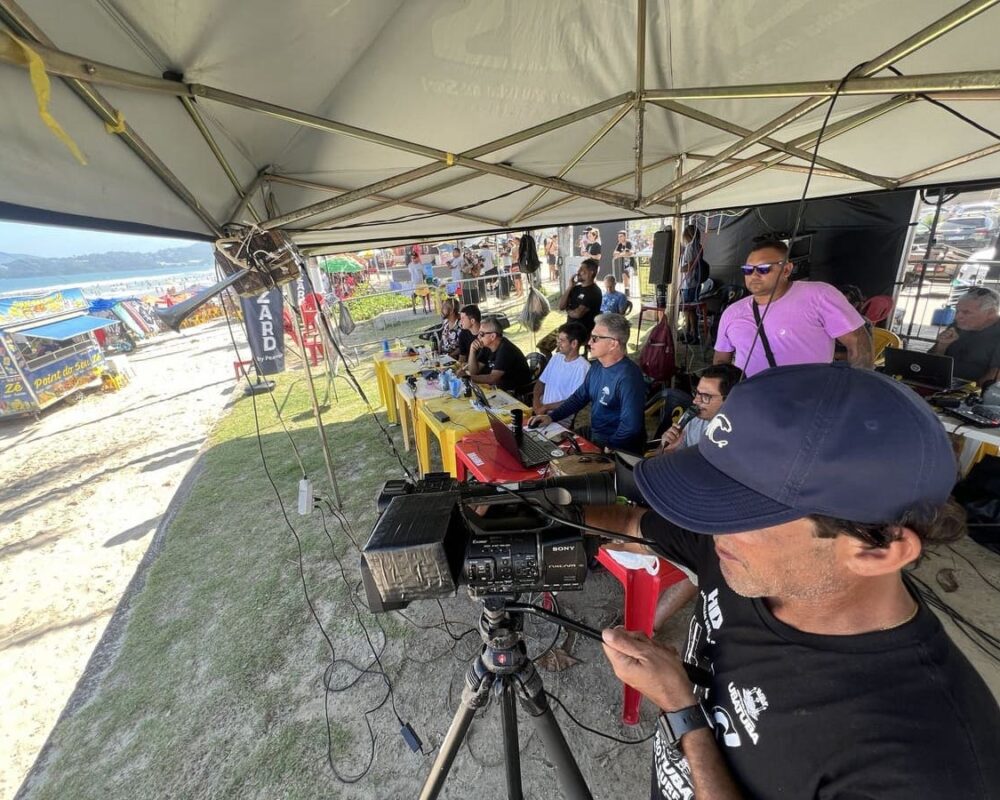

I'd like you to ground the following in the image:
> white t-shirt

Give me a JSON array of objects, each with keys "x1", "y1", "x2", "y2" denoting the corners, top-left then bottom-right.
[
  {"x1": 539, "y1": 353, "x2": 590, "y2": 404},
  {"x1": 449, "y1": 256, "x2": 464, "y2": 282},
  {"x1": 478, "y1": 248, "x2": 495, "y2": 272},
  {"x1": 682, "y1": 415, "x2": 710, "y2": 448},
  {"x1": 407, "y1": 262, "x2": 423, "y2": 285}
]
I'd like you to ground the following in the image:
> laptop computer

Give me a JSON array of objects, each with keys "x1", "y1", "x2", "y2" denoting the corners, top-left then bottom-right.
[
  {"x1": 881, "y1": 347, "x2": 962, "y2": 391},
  {"x1": 485, "y1": 408, "x2": 566, "y2": 468}
]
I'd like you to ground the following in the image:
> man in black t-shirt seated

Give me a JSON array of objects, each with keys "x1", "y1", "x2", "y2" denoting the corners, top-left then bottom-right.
[
  {"x1": 558, "y1": 258, "x2": 603, "y2": 336},
  {"x1": 453, "y1": 304, "x2": 481, "y2": 365},
  {"x1": 930, "y1": 286, "x2": 1000, "y2": 387},
  {"x1": 461, "y1": 317, "x2": 531, "y2": 394},
  {"x1": 588, "y1": 363, "x2": 1000, "y2": 800}
]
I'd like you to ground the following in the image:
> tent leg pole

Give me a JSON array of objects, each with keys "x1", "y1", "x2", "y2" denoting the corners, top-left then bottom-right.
[{"x1": 288, "y1": 294, "x2": 344, "y2": 510}]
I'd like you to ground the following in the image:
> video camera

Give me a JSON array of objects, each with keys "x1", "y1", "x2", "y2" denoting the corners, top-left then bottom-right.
[{"x1": 360, "y1": 471, "x2": 623, "y2": 612}]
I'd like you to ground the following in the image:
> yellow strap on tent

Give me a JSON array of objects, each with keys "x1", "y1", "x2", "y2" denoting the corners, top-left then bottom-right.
[
  {"x1": 445, "y1": 152, "x2": 456, "y2": 166},
  {"x1": 104, "y1": 110, "x2": 126, "y2": 134},
  {"x1": 3, "y1": 31, "x2": 87, "y2": 165}
]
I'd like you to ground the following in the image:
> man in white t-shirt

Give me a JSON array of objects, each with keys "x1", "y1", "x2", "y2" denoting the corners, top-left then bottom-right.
[
  {"x1": 448, "y1": 247, "x2": 465, "y2": 284},
  {"x1": 532, "y1": 322, "x2": 589, "y2": 415}
]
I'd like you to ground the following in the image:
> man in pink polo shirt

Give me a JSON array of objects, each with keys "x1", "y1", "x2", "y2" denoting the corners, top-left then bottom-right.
[{"x1": 714, "y1": 239, "x2": 872, "y2": 377}]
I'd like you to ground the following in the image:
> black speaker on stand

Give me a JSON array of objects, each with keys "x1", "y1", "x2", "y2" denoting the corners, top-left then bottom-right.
[{"x1": 648, "y1": 227, "x2": 674, "y2": 285}]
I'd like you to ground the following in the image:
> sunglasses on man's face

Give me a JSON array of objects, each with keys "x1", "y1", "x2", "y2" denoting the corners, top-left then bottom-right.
[{"x1": 741, "y1": 261, "x2": 785, "y2": 276}]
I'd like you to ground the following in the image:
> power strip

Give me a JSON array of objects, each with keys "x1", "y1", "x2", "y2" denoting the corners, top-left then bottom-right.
[{"x1": 297, "y1": 478, "x2": 314, "y2": 515}]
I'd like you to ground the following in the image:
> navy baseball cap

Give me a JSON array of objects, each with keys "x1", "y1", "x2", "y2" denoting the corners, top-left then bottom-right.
[{"x1": 634, "y1": 363, "x2": 958, "y2": 534}]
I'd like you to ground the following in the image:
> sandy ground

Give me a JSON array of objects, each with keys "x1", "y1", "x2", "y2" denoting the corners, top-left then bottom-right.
[{"x1": 0, "y1": 320, "x2": 239, "y2": 800}]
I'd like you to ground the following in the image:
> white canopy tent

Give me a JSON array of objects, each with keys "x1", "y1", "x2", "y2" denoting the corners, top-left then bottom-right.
[{"x1": 1, "y1": 0, "x2": 1000, "y2": 256}]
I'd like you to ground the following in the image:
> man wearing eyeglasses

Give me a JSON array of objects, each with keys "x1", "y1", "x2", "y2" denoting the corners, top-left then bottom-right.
[
  {"x1": 713, "y1": 239, "x2": 872, "y2": 377},
  {"x1": 463, "y1": 318, "x2": 532, "y2": 393},
  {"x1": 660, "y1": 364, "x2": 743, "y2": 453},
  {"x1": 528, "y1": 313, "x2": 646, "y2": 454}
]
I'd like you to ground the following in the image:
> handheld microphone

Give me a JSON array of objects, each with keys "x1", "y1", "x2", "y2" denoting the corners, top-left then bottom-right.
[
  {"x1": 460, "y1": 473, "x2": 616, "y2": 506},
  {"x1": 675, "y1": 404, "x2": 700, "y2": 431}
]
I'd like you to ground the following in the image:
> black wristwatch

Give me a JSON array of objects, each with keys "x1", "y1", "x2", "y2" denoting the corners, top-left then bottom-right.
[{"x1": 657, "y1": 702, "x2": 711, "y2": 749}]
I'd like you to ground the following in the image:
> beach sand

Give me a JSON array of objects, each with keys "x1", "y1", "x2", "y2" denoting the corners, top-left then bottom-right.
[{"x1": 0, "y1": 319, "x2": 238, "y2": 800}]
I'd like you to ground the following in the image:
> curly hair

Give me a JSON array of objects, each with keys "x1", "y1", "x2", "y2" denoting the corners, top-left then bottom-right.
[{"x1": 810, "y1": 500, "x2": 966, "y2": 565}]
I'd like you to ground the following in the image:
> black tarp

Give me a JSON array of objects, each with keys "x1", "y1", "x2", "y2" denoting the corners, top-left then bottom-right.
[{"x1": 696, "y1": 190, "x2": 917, "y2": 298}]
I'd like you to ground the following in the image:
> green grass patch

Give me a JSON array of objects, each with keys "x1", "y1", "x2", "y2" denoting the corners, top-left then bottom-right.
[{"x1": 24, "y1": 307, "x2": 652, "y2": 800}]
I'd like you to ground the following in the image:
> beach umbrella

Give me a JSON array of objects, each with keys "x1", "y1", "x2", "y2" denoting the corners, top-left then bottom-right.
[{"x1": 321, "y1": 256, "x2": 364, "y2": 274}]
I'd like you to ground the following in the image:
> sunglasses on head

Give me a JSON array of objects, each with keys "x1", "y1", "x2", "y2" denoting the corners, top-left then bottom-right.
[{"x1": 741, "y1": 261, "x2": 785, "y2": 276}]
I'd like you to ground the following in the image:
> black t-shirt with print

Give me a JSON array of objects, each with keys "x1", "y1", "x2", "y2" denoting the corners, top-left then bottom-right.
[
  {"x1": 476, "y1": 337, "x2": 531, "y2": 392},
  {"x1": 615, "y1": 240, "x2": 635, "y2": 270},
  {"x1": 638, "y1": 513, "x2": 1000, "y2": 800},
  {"x1": 586, "y1": 241, "x2": 602, "y2": 258},
  {"x1": 945, "y1": 320, "x2": 1000, "y2": 382},
  {"x1": 566, "y1": 283, "x2": 603, "y2": 335}
]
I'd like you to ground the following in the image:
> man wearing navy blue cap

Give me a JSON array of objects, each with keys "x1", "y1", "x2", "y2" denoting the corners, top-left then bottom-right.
[{"x1": 591, "y1": 363, "x2": 1000, "y2": 799}]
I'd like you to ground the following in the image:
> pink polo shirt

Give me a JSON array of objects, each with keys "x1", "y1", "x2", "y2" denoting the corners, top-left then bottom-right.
[{"x1": 715, "y1": 281, "x2": 865, "y2": 377}]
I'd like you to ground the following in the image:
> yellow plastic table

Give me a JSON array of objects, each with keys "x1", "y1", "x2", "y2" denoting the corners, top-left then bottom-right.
[
  {"x1": 414, "y1": 388, "x2": 528, "y2": 477},
  {"x1": 395, "y1": 376, "x2": 449, "y2": 451},
  {"x1": 373, "y1": 353, "x2": 455, "y2": 424}
]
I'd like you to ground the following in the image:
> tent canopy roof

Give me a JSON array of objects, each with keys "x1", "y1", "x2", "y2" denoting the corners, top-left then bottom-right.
[{"x1": 2, "y1": 0, "x2": 1000, "y2": 254}]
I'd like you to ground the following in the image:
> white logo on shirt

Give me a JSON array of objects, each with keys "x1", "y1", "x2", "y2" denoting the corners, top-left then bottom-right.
[
  {"x1": 705, "y1": 414, "x2": 732, "y2": 448},
  {"x1": 711, "y1": 707, "x2": 742, "y2": 748},
  {"x1": 728, "y1": 682, "x2": 769, "y2": 745},
  {"x1": 653, "y1": 732, "x2": 695, "y2": 799},
  {"x1": 702, "y1": 588, "x2": 723, "y2": 643},
  {"x1": 599, "y1": 385, "x2": 611, "y2": 406}
]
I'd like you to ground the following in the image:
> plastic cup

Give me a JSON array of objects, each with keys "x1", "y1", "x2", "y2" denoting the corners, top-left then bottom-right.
[{"x1": 449, "y1": 377, "x2": 462, "y2": 398}]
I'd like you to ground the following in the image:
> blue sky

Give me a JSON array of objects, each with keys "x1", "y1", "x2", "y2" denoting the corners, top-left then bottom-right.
[{"x1": 0, "y1": 221, "x2": 200, "y2": 258}]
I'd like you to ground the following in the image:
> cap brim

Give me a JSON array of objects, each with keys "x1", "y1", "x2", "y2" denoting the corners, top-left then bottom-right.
[{"x1": 634, "y1": 447, "x2": 801, "y2": 534}]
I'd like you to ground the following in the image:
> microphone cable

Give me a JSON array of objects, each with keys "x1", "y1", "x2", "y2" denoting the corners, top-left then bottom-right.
[{"x1": 736, "y1": 63, "x2": 865, "y2": 383}]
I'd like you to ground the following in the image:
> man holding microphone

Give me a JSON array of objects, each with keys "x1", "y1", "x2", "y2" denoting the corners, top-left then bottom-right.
[{"x1": 660, "y1": 365, "x2": 743, "y2": 453}]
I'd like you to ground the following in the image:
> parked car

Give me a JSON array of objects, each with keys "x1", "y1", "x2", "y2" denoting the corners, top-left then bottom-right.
[
  {"x1": 951, "y1": 201, "x2": 1000, "y2": 218},
  {"x1": 935, "y1": 215, "x2": 997, "y2": 251}
]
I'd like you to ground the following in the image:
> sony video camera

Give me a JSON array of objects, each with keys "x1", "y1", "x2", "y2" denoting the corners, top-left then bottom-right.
[{"x1": 360, "y1": 472, "x2": 618, "y2": 611}]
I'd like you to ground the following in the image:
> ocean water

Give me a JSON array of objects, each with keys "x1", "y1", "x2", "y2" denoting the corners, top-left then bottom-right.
[{"x1": 0, "y1": 267, "x2": 215, "y2": 295}]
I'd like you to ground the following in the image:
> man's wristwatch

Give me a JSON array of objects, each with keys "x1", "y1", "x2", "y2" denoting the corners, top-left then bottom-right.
[{"x1": 657, "y1": 702, "x2": 711, "y2": 749}]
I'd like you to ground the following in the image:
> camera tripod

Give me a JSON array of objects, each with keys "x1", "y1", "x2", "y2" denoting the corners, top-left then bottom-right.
[{"x1": 419, "y1": 596, "x2": 594, "y2": 800}]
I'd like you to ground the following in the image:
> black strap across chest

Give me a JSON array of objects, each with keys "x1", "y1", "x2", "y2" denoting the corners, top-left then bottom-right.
[{"x1": 752, "y1": 301, "x2": 778, "y2": 369}]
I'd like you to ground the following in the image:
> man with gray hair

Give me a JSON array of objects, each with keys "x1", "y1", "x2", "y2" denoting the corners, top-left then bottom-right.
[
  {"x1": 930, "y1": 285, "x2": 1000, "y2": 387},
  {"x1": 528, "y1": 312, "x2": 647, "y2": 454}
]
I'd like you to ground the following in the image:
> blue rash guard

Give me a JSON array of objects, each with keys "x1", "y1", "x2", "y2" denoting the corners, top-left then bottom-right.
[{"x1": 550, "y1": 357, "x2": 647, "y2": 453}]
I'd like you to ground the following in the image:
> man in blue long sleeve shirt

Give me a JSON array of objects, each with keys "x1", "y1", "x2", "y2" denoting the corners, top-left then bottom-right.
[{"x1": 528, "y1": 313, "x2": 647, "y2": 454}]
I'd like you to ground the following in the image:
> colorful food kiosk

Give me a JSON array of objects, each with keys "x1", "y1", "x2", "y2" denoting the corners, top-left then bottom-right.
[{"x1": 0, "y1": 289, "x2": 117, "y2": 418}]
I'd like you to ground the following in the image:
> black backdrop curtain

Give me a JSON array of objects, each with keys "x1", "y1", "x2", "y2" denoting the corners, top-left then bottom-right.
[{"x1": 695, "y1": 189, "x2": 916, "y2": 298}]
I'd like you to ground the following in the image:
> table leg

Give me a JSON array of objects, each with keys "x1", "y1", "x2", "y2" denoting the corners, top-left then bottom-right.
[
  {"x1": 385, "y1": 377, "x2": 399, "y2": 424},
  {"x1": 440, "y1": 430, "x2": 459, "y2": 477},
  {"x1": 396, "y1": 387, "x2": 412, "y2": 452},
  {"x1": 414, "y1": 412, "x2": 432, "y2": 477},
  {"x1": 958, "y1": 438, "x2": 984, "y2": 475}
]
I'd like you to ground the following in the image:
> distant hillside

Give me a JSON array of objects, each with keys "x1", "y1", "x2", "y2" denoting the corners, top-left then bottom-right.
[{"x1": 0, "y1": 243, "x2": 214, "y2": 278}]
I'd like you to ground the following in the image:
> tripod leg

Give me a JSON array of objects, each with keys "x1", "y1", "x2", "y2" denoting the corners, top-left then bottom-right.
[
  {"x1": 499, "y1": 681, "x2": 524, "y2": 800},
  {"x1": 515, "y1": 664, "x2": 593, "y2": 800},
  {"x1": 419, "y1": 663, "x2": 494, "y2": 800},
  {"x1": 419, "y1": 702, "x2": 477, "y2": 800}
]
